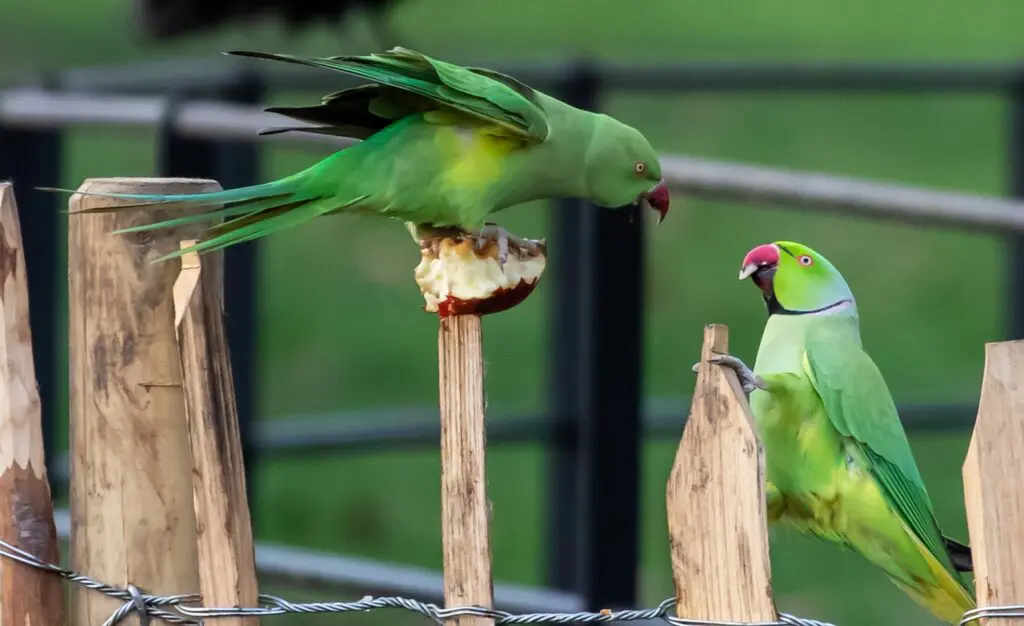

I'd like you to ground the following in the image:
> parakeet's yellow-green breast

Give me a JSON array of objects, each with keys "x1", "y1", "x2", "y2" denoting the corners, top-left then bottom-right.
[
  {"x1": 729, "y1": 241, "x2": 975, "y2": 624},
  {"x1": 38, "y1": 47, "x2": 670, "y2": 263}
]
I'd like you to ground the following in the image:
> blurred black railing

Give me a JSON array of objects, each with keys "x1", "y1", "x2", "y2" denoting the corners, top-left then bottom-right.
[{"x1": 1, "y1": 56, "x2": 1020, "y2": 612}]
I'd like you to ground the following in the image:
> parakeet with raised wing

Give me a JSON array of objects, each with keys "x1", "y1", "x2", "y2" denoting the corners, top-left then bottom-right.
[
  {"x1": 39, "y1": 47, "x2": 669, "y2": 263},
  {"x1": 696, "y1": 240, "x2": 975, "y2": 624}
]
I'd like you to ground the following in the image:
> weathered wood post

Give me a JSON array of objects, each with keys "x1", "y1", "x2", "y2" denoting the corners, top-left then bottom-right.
[
  {"x1": 0, "y1": 183, "x2": 67, "y2": 626},
  {"x1": 68, "y1": 177, "x2": 216, "y2": 626},
  {"x1": 412, "y1": 226, "x2": 547, "y2": 626},
  {"x1": 665, "y1": 324, "x2": 777, "y2": 622},
  {"x1": 437, "y1": 312, "x2": 492, "y2": 626},
  {"x1": 962, "y1": 339, "x2": 1024, "y2": 626},
  {"x1": 173, "y1": 240, "x2": 260, "y2": 626}
]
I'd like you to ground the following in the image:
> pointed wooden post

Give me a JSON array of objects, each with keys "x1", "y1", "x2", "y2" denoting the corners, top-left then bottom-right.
[
  {"x1": 0, "y1": 183, "x2": 67, "y2": 626},
  {"x1": 665, "y1": 324, "x2": 777, "y2": 622},
  {"x1": 963, "y1": 339, "x2": 1024, "y2": 626},
  {"x1": 173, "y1": 240, "x2": 260, "y2": 626},
  {"x1": 68, "y1": 177, "x2": 215, "y2": 626}
]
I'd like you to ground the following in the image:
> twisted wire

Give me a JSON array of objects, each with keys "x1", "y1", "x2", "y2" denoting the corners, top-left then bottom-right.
[{"x1": 0, "y1": 533, "x2": 993, "y2": 626}]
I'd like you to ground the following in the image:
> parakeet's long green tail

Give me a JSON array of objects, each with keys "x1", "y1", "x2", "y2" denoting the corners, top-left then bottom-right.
[
  {"x1": 886, "y1": 527, "x2": 975, "y2": 625},
  {"x1": 38, "y1": 170, "x2": 368, "y2": 262}
]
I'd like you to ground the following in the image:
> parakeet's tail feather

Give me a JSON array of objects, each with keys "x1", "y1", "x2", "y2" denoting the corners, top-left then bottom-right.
[
  {"x1": 890, "y1": 569, "x2": 975, "y2": 625},
  {"x1": 37, "y1": 176, "x2": 319, "y2": 236},
  {"x1": 888, "y1": 528, "x2": 975, "y2": 624},
  {"x1": 34, "y1": 174, "x2": 371, "y2": 263},
  {"x1": 109, "y1": 193, "x2": 300, "y2": 235},
  {"x1": 151, "y1": 194, "x2": 370, "y2": 263},
  {"x1": 207, "y1": 198, "x2": 312, "y2": 234},
  {"x1": 37, "y1": 179, "x2": 294, "y2": 214}
]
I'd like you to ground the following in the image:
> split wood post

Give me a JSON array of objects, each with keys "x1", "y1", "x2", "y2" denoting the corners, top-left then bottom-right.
[
  {"x1": 173, "y1": 240, "x2": 259, "y2": 626},
  {"x1": 438, "y1": 313, "x2": 494, "y2": 626},
  {"x1": 963, "y1": 339, "x2": 1024, "y2": 626},
  {"x1": 68, "y1": 177, "x2": 218, "y2": 626},
  {"x1": 665, "y1": 324, "x2": 777, "y2": 622},
  {"x1": 0, "y1": 183, "x2": 67, "y2": 626}
]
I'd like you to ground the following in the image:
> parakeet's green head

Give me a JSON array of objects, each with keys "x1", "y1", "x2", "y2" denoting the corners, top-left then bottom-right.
[
  {"x1": 739, "y1": 241, "x2": 855, "y2": 315},
  {"x1": 582, "y1": 115, "x2": 669, "y2": 223}
]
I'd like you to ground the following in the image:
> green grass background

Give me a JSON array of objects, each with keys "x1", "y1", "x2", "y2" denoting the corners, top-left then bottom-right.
[{"x1": 5, "y1": 1, "x2": 1024, "y2": 625}]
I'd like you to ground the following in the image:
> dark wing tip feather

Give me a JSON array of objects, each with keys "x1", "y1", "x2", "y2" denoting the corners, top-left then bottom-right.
[
  {"x1": 943, "y1": 537, "x2": 973, "y2": 572},
  {"x1": 224, "y1": 50, "x2": 316, "y2": 67},
  {"x1": 256, "y1": 127, "x2": 300, "y2": 136},
  {"x1": 225, "y1": 50, "x2": 280, "y2": 60}
]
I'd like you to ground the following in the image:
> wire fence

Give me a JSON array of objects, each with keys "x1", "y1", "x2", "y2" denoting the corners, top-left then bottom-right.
[
  {"x1": 3, "y1": 531, "x2": 1014, "y2": 626},
  {"x1": 0, "y1": 534, "x2": 837, "y2": 626}
]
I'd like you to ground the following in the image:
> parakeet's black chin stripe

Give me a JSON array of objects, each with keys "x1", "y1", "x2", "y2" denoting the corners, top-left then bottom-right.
[
  {"x1": 765, "y1": 295, "x2": 852, "y2": 317},
  {"x1": 750, "y1": 266, "x2": 850, "y2": 316}
]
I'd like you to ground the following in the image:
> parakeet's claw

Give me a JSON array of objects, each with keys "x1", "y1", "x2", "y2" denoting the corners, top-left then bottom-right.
[
  {"x1": 472, "y1": 223, "x2": 529, "y2": 269},
  {"x1": 691, "y1": 353, "x2": 767, "y2": 395},
  {"x1": 709, "y1": 353, "x2": 767, "y2": 394}
]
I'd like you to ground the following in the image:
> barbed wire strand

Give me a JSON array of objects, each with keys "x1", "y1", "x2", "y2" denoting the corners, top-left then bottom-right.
[{"x1": 0, "y1": 534, "x2": 1002, "y2": 626}]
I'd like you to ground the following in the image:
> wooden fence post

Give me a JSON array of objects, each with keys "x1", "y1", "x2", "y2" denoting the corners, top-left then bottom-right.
[
  {"x1": 413, "y1": 227, "x2": 547, "y2": 626},
  {"x1": 68, "y1": 177, "x2": 217, "y2": 626},
  {"x1": 173, "y1": 240, "x2": 259, "y2": 626},
  {"x1": 0, "y1": 183, "x2": 66, "y2": 626},
  {"x1": 438, "y1": 314, "x2": 493, "y2": 626},
  {"x1": 963, "y1": 339, "x2": 1024, "y2": 626},
  {"x1": 665, "y1": 324, "x2": 777, "y2": 622}
]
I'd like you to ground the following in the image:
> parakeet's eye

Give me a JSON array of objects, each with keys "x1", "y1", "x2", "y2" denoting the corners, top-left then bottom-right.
[
  {"x1": 634, "y1": 161, "x2": 646, "y2": 174},
  {"x1": 799, "y1": 255, "x2": 813, "y2": 266}
]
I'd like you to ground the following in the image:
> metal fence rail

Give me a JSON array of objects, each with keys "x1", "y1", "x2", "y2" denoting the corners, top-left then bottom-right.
[{"x1": 3, "y1": 57, "x2": 1021, "y2": 614}]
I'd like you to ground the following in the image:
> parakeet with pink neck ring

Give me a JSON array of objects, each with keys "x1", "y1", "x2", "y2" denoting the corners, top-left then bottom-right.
[{"x1": 695, "y1": 240, "x2": 975, "y2": 624}]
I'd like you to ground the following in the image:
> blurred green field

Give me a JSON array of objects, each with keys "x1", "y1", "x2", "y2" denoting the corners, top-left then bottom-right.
[{"x1": 6, "y1": 1, "x2": 1024, "y2": 625}]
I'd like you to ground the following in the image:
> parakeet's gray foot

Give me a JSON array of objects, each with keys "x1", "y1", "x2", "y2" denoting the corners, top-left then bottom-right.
[
  {"x1": 472, "y1": 223, "x2": 529, "y2": 268},
  {"x1": 691, "y1": 353, "x2": 767, "y2": 394}
]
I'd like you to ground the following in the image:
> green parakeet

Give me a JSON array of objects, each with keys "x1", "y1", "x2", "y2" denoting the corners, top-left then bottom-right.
[
  {"x1": 39, "y1": 47, "x2": 670, "y2": 263},
  {"x1": 701, "y1": 240, "x2": 975, "y2": 624}
]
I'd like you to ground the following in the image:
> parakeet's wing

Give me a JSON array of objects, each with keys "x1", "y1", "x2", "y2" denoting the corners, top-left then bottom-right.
[
  {"x1": 802, "y1": 329, "x2": 962, "y2": 578},
  {"x1": 229, "y1": 48, "x2": 551, "y2": 142}
]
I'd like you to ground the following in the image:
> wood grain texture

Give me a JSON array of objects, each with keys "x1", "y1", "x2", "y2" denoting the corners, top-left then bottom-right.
[
  {"x1": 0, "y1": 183, "x2": 67, "y2": 626},
  {"x1": 438, "y1": 315, "x2": 494, "y2": 626},
  {"x1": 68, "y1": 177, "x2": 217, "y2": 626},
  {"x1": 173, "y1": 241, "x2": 259, "y2": 626},
  {"x1": 666, "y1": 324, "x2": 776, "y2": 623},
  {"x1": 963, "y1": 339, "x2": 1024, "y2": 626}
]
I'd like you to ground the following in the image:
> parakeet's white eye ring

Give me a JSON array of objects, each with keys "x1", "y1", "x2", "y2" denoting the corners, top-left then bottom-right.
[
  {"x1": 799, "y1": 255, "x2": 813, "y2": 266},
  {"x1": 634, "y1": 161, "x2": 646, "y2": 174}
]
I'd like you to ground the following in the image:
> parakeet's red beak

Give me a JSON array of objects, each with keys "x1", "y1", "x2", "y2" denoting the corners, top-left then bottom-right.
[
  {"x1": 739, "y1": 243, "x2": 780, "y2": 297},
  {"x1": 639, "y1": 181, "x2": 670, "y2": 223}
]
